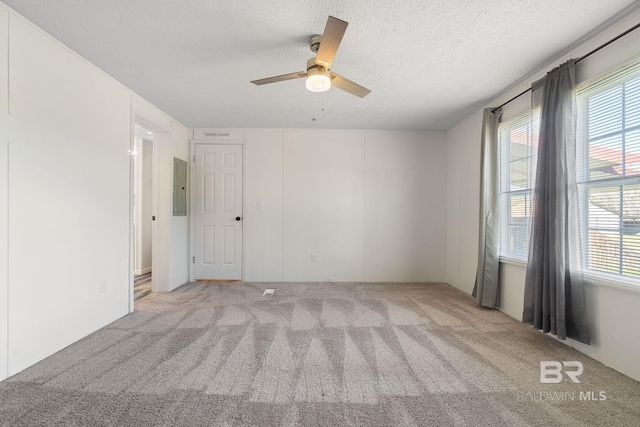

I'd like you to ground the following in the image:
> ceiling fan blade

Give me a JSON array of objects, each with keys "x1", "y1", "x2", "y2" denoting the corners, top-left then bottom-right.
[
  {"x1": 330, "y1": 73, "x2": 371, "y2": 98},
  {"x1": 251, "y1": 72, "x2": 306, "y2": 85},
  {"x1": 315, "y1": 16, "x2": 348, "y2": 68}
]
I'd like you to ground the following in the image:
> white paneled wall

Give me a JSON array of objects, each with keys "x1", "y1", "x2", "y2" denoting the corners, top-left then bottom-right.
[
  {"x1": 238, "y1": 128, "x2": 447, "y2": 283},
  {"x1": 8, "y1": 13, "x2": 132, "y2": 375},
  {"x1": 364, "y1": 131, "x2": 446, "y2": 282},
  {"x1": 0, "y1": 4, "x2": 189, "y2": 380},
  {"x1": 284, "y1": 129, "x2": 366, "y2": 281},
  {"x1": 0, "y1": 5, "x2": 9, "y2": 381},
  {"x1": 445, "y1": 110, "x2": 482, "y2": 294},
  {"x1": 244, "y1": 129, "x2": 284, "y2": 281}
]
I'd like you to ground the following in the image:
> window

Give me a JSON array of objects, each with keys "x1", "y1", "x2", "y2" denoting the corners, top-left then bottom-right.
[
  {"x1": 498, "y1": 115, "x2": 536, "y2": 261},
  {"x1": 577, "y1": 61, "x2": 640, "y2": 279},
  {"x1": 498, "y1": 62, "x2": 640, "y2": 284},
  {"x1": 498, "y1": 59, "x2": 640, "y2": 283}
]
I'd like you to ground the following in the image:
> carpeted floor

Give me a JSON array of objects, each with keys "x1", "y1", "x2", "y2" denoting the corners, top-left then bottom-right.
[{"x1": 1, "y1": 281, "x2": 639, "y2": 426}]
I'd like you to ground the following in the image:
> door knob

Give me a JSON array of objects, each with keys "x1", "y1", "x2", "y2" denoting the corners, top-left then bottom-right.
[{"x1": 235, "y1": 216, "x2": 241, "y2": 221}]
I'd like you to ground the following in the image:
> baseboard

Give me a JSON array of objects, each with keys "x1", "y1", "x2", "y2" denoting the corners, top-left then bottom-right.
[{"x1": 134, "y1": 267, "x2": 152, "y2": 276}]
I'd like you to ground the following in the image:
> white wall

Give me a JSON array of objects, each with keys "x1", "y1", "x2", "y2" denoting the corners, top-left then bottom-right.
[
  {"x1": 134, "y1": 139, "x2": 153, "y2": 275},
  {"x1": 364, "y1": 131, "x2": 447, "y2": 281},
  {"x1": 151, "y1": 132, "x2": 173, "y2": 294},
  {"x1": 234, "y1": 128, "x2": 447, "y2": 282},
  {"x1": 445, "y1": 109, "x2": 483, "y2": 295},
  {"x1": 170, "y1": 121, "x2": 190, "y2": 290},
  {"x1": 0, "y1": 5, "x2": 8, "y2": 382},
  {"x1": 7, "y1": 10, "x2": 132, "y2": 376},
  {"x1": 245, "y1": 129, "x2": 284, "y2": 281},
  {"x1": 284, "y1": 129, "x2": 366, "y2": 281},
  {"x1": 445, "y1": 9, "x2": 640, "y2": 381},
  {"x1": 0, "y1": 3, "x2": 189, "y2": 380}
]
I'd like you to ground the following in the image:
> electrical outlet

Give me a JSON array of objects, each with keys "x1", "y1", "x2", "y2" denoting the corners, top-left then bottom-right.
[
  {"x1": 311, "y1": 253, "x2": 317, "y2": 262},
  {"x1": 99, "y1": 279, "x2": 108, "y2": 293}
]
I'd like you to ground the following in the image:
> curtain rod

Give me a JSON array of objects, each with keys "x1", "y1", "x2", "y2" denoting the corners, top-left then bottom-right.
[{"x1": 490, "y1": 21, "x2": 640, "y2": 114}]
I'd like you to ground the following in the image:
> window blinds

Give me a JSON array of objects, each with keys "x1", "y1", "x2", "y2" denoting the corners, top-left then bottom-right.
[
  {"x1": 499, "y1": 115, "x2": 534, "y2": 261},
  {"x1": 577, "y1": 60, "x2": 640, "y2": 278}
]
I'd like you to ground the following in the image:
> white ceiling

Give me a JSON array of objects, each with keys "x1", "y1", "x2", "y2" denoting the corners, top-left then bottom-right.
[{"x1": 4, "y1": 0, "x2": 640, "y2": 130}]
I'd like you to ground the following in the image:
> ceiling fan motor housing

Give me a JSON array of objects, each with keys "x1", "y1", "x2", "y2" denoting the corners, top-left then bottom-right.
[
  {"x1": 309, "y1": 35, "x2": 322, "y2": 52},
  {"x1": 307, "y1": 57, "x2": 329, "y2": 72}
]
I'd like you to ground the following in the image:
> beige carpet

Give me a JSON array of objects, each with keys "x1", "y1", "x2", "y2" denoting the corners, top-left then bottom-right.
[{"x1": 1, "y1": 281, "x2": 638, "y2": 426}]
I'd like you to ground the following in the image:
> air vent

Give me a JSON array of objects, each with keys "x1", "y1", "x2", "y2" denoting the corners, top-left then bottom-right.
[{"x1": 193, "y1": 130, "x2": 243, "y2": 140}]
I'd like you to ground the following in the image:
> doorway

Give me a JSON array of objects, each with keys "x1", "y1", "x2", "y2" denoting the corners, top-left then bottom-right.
[
  {"x1": 133, "y1": 124, "x2": 154, "y2": 300},
  {"x1": 129, "y1": 114, "x2": 173, "y2": 312}
]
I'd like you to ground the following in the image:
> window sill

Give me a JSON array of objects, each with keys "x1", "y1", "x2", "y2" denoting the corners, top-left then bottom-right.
[
  {"x1": 499, "y1": 256, "x2": 527, "y2": 268},
  {"x1": 583, "y1": 272, "x2": 640, "y2": 295},
  {"x1": 499, "y1": 256, "x2": 640, "y2": 294}
]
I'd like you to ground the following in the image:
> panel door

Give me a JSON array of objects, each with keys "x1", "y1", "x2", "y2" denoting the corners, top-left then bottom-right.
[{"x1": 194, "y1": 144, "x2": 243, "y2": 280}]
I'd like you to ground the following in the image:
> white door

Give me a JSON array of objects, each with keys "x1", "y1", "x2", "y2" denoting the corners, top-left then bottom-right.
[{"x1": 194, "y1": 144, "x2": 243, "y2": 280}]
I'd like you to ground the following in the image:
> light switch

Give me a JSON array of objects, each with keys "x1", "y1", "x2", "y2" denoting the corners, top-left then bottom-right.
[{"x1": 257, "y1": 201, "x2": 265, "y2": 211}]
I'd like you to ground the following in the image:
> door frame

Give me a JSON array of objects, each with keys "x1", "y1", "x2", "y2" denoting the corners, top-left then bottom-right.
[
  {"x1": 129, "y1": 113, "x2": 172, "y2": 312},
  {"x1": 0, "y1": 140, "x2": 8, "y2": 381},
  {"x1": 189, "y1": 139, "x2": 246, "y2": 282}
]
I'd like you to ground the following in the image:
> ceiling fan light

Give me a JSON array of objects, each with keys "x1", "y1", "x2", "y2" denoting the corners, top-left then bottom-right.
[{"x1": 306, "y1": 68, "x2": 331, "y2": 92}]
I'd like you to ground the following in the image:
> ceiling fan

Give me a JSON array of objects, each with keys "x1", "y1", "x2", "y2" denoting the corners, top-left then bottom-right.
[{"x1": 251, "y1": 16, "x2": 371, "y2": 98}]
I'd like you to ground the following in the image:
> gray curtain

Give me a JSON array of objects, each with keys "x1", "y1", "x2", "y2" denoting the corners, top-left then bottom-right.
[
  {"x1": 523, "y1": 59, "x2": 590, "y2": 344},
  {"x1": 473, "y1": 107, "x2": 503, "y2": 308}
]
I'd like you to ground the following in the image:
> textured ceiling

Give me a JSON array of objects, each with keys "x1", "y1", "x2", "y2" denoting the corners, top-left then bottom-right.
[{"x1": 4, "y1": 0, "x2": 640, "y2": 130}]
